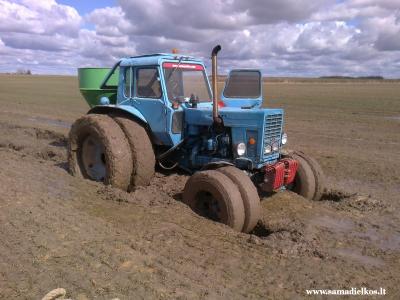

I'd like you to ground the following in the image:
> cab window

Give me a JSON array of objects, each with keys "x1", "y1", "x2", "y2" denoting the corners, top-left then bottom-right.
[
  {"x1": 163, "y1": 63, "x2": 211, "y2": 102},
  {"x1": 223, "y1": 70, "x2": 261, "y2": 98},
  {"x1": 124, "y1": 67, "x2": 132, "y2": 98},
  {"x1": 136, "y1": 67, "x2": 162, "y2": 98}
]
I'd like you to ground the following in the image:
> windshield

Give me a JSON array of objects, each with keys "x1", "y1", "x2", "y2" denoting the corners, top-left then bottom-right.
[
  {"x1": 163, "y1": 63, "x2": 211, "y2": 102},
  {"x1": 223, "y1": 70, "x2": 261, "y2": 98}
]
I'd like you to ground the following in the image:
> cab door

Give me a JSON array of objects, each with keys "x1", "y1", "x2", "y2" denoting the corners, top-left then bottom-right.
[
  {"x1": 221, "y1": 69, "x2": 263, "y2": 108},
  {"x1": 130, "y1": 66, "x2": 169, "y2": 145}
]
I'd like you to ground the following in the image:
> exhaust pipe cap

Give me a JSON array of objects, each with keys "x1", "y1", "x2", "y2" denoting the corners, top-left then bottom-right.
[{"x1": 211, "y1": 45, "x2": 222, "y2": 57}]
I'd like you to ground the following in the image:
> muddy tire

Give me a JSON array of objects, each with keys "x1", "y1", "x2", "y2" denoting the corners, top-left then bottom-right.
[
  {"x1": 284, "y1": 151, "x2": 325, "y2": 201},
  {"x1": 113, "y1": 117, "x2": 155, "y2": 190},
  {"x1": 183, "y1": 170, "x2": 245, "y2": 231},
  {"x1": 68, "y1": 114, "x2": 132, "y2": 191},
  {"x1": 294, "y1": 151, "x2": 326, "y2": 201},
  {"x1": 217, "y1": 166, "x2": 260, "y2": 233}
]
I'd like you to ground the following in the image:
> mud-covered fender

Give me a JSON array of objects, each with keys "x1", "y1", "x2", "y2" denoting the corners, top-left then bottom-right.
[{"x1": 87, "y1": 105, "x2": 147, "y2": 125}]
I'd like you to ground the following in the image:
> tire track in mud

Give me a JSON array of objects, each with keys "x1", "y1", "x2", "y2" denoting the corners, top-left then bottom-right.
[
  {"x1": 0, "y1": 121, "x2": 68, "y2": 165},
  {"x1": 0, "y1": 120, "x2": 399, "y2": 299}
]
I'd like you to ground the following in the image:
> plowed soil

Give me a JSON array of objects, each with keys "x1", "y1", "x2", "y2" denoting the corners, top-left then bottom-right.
[{"x1": 0, "y1": 75, "x2": 399, "y2": 299}]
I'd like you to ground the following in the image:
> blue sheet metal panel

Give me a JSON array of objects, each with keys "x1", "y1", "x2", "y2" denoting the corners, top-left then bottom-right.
[
  {"x1": 219, "y1": 107, "x2": 283, "y2": 126},
  {"x1": 246, "y1": 130, "x2": 258, "y2": 159},
  {"x1": 133, "y1": 97, "x2": 171, "y2": 145},
  {"x1": 184, "y1": 107, "x2": 282, "y2": 127},
  {"x1": 117, "y1": 104, "x2": 148, "y2": 123},
  {"x1": 184, "y1": 107, "x2": 214, "y2": 126},
  {"x1": 257, "y1": 124, "x2": 265, "y2": 162},
  {"x1": 231, "y1": 127, "x2": 247, "y2": 157},
  {"x1": 221, "y1": 98, "x2": 263, "y2": 108},
  {"x1": 219, "y1": 108, "x2": 264, "y2": 128},
  {"x1": 166, "y1": 108, "x2": 184, "y2": 145},
  {"x1": 117, "y1": 66, "x2": 127, "y2": 105},
  {"x1": 90, "y1": 104, "x2": 148, "y2": 123},
  {"x1": 228, "y1": 109, "x2": 264, "y2": 163},
  {"x1": 120, "y1": 54, "x2": 204, "y2": 68}
]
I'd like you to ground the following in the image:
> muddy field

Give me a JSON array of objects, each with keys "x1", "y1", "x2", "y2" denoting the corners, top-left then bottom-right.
[{"x1": 0, "y1": 75, "x2": 399, "y2": 299}]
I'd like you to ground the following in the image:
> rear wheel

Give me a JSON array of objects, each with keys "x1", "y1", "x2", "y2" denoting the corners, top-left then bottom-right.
[
  {"x1": 113, "y1": 117, "x2": 155, "y2": 190},
  {"x1": 217, "y1": 166, "x2": 261, "y2": 233},
  {"x1": 284, "y1": 151, "x2": 326, "y2": 201},
  {"x1": 183, "y1": 170, "x2": 245, "y2": 231},
  {"x1": 68, "y1": 114, "x2": 132, "y2": 191}
]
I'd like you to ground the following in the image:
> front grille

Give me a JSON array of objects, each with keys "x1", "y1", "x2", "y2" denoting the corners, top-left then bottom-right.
[{"x1": 264, "y1": 114, "x2": 283, "y2": 156}]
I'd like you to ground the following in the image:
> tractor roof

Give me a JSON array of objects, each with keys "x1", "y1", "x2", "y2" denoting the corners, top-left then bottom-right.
[{"x1": 119, "y1": 53, "x2": 204, "y2": 67}]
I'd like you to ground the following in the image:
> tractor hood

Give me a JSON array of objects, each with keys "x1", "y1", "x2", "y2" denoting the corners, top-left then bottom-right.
[
  {"x1": 220, "y1": 69, "x2": 263, "y2": 109},
  {"x1": 185, "y1": 107, "x2": 282, "y2": 128}
]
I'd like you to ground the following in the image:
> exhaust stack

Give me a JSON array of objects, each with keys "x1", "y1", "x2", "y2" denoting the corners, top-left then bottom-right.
[{"x1": 211, "y1": 45, "x2": 222, "y2": 124}]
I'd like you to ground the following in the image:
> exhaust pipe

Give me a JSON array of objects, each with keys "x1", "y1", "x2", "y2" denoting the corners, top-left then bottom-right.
[{"x1": 211, "y1": 45, "x2": 222, "y2": 124}]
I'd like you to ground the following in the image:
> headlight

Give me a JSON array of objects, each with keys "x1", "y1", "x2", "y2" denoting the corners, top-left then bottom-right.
[
  {"x1": 281, "y1": 133, "x2": 288, "y2": 145},
  {"x1": 237, "y1": 143, "x2": 246, "y2": 156},
  {"x1": 264, "y1": 144, "x2": 272, "y2": 154},
  {"x1": 272, "y1": 142, "x2": 279, "y2": 152}
]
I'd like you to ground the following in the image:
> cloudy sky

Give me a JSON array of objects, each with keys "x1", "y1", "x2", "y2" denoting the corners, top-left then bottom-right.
[{"x1": 0, "y1": 0, "x2": 399, "y2": 77}]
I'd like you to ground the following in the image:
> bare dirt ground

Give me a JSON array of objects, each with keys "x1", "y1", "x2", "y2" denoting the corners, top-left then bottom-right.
[{"x1": 0, "y1": 75, "x2": 399, "y2": 299}]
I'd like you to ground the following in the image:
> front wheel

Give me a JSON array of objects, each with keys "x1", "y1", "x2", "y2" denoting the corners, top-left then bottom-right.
[
  {"x1": 284, "y1": 151, "x2": 326, "y2": 201},
  {"x1": 216, "y1": 166, "x2": 261, "y2": 233},
  {"x1": 183, "y1": 170, "x2": 245, "y2": 231}
]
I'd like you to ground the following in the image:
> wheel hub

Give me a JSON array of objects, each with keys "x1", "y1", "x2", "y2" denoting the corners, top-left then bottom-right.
[
  {"x1": 81, "y1": 135, "x2": 106, "y2": 182},
  {"x1": 194, "y1": 191, "x2": 222, "y2": 222}
]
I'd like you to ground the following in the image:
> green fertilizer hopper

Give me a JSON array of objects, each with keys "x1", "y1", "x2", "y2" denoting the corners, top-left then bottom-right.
[{"x1": 78, "y1": 67, "x2": 118, "y2": 107}]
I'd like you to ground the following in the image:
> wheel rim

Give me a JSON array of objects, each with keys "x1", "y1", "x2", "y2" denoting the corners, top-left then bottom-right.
[
  {"x1": 194, "y1": 191, "x2": 222, "y2": 222},
  {"x1": 286, "y1": 177, "x2": 297, "y2": 191},
  {"x1": 81, "y1": 135, "x2": 106, "y2": 182}
]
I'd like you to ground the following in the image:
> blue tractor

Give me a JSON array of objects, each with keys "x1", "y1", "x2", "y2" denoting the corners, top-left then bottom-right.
[{"x1": 69, "y1": 45, "x2": 325, "y2": 233}]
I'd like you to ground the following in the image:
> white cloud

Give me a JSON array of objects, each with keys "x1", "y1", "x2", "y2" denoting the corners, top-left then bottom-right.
[
  {"x1": 86, "y1": 6, "x2": 131, "y2": 37},
  {"x1": 234, "y1": 0, "x2": 334, "y2": 24},
  {"x1": 0, "y1": 0, "x2": 81, "y2": 36},
  {"x1": 0, "y1": 0, "x2": 399, "y2": 77}
]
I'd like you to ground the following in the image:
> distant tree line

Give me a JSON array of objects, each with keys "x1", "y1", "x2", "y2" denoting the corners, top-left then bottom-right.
[
  {"x1": 320, "y1": 75, "x2": 384, "y2": 80},
  {"x1": 211, "y1": 74, "x2": 387, "y2": 81},
  {"x1": 15, "y1": 68, "x2": 32, "y2": 75}
]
